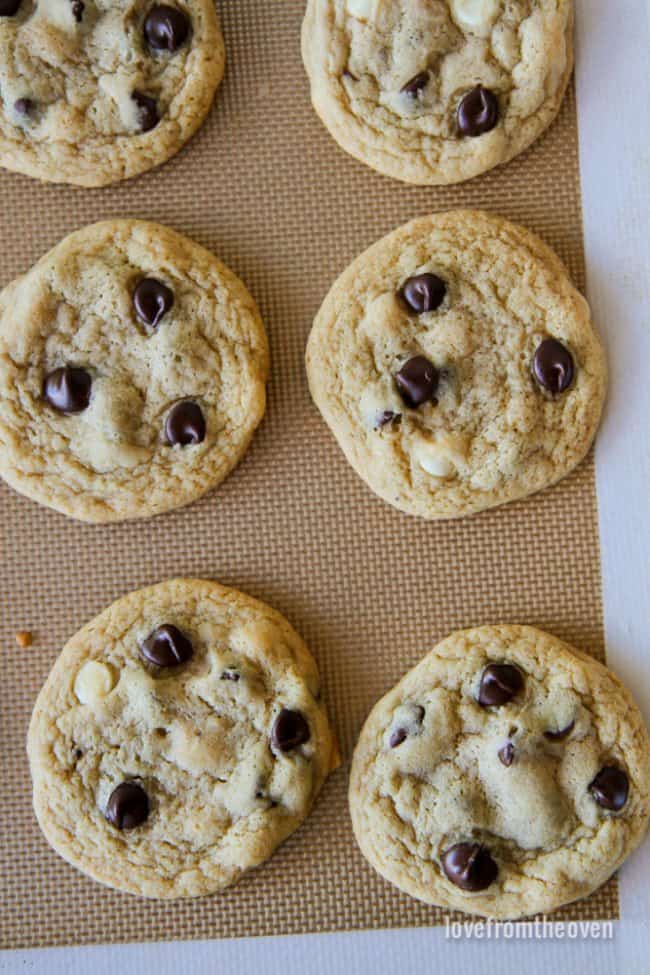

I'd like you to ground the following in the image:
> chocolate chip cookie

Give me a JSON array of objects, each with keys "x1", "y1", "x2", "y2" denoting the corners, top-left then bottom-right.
[
  {"x1": 0, "y1": 220, "x2": 269, "y2": 522},
  {"x1": 28, "y1": 579, "x2": 339, "y2": 898},
  {"x1": 306, "y1": 210, "x2": 606, "y2": 520},
  {"x1": 0, "y1": 0, "x2": 224, "y2": 186},
  {"x1": 302, "y1": 0, "x2": 574, "y2": 184},
  {"x1": 349, "y1": 625, "x2": 650, "y2": 919}
]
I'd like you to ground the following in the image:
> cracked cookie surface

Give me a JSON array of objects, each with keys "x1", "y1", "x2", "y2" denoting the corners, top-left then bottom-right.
[
  {"x1": 28, "y1": 578, "x2": 339, "y2": 898},
  {"x1": 306, "y1": 210, "x2": 606, "y2": 520},
  {"x1": 349, "y1": 625, "x2": 650, "y2": 918},
  {"x1": 302, "y1": 0, "x2": 574, "y2": 184},
  {"x1": 0, "y1": 219, "x2": 269, "y2": 522},
  {"x1": 0, "y1": 0, "x2": 224, "y2": 186}
]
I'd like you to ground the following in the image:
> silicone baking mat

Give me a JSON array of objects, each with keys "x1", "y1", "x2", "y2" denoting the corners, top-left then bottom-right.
[{"x1": 0, "y1": 0, "x2": 617, "y2": 950}]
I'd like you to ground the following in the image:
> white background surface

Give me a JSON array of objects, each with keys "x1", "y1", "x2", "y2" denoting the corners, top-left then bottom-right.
[{"x1": 3, "y1": 1, "x2": 650, "y2": 972}]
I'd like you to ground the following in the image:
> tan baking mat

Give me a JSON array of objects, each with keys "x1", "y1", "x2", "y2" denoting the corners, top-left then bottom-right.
[{"x1": 0, "y1": 0, "x2": 616, "y2": 951}]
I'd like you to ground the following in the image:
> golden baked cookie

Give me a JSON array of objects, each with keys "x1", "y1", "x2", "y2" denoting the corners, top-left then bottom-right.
[
  {"x1": 0, "y1": 220, "x2": 269, "y2": 522},
  {"x1": 0, "y1": 0, "x2": 224, "y2": 186},
  {"x1": 302, "y1": 0, "x2": 574, "y2": 184},
  {"x1": 28, "y1": 579, "x2": 339, "y2": 898},
  {"x1": 306, "y1": 210, "x2": 606, "y2": 520},
  {"x1": 349, "y1": 625, "x2": 650, "y2": 918}
]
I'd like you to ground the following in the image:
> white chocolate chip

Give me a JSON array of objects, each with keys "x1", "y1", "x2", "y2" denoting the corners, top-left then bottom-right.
[
  {"x1": 449, "y1": 0, "x2": 500, "y2": 38},
  {"x1": 74, "y1": 660, "x2": 115, "y2": 706},
  {"x1": 413, "y1": 432, "x2": 468, "y2": 480},
  {"x1": 347, "y1": 0, "x2": 383, "y2": 22}
]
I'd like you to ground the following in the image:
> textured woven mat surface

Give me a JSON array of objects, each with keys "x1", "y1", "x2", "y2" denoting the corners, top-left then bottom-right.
[{"x1": 0, "y1": 0, "x2": 616, "y2": 950}]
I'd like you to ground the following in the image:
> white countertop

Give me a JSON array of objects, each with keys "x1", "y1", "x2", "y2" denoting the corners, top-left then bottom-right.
[{"x1": 3, "y1": 2, "x2": 650, "y2": 972}]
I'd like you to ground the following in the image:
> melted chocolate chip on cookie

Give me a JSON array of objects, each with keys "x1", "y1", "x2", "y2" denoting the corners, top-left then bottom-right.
[
  {"x1": 544, "y1": 720, "x2": 575, "y2": 741},
  {"x1": 401, "y1": 72, "x2": 429, "y2": 97},
  {"x1": 457, "y1": 85, "x2": 499, "y2": 137},
  {"x1": 144, "y1": 5, "x2": 190, "y2": 52},
  {"x1": 389, "y1": 705, "x2": 425, "y2": 748},
  {"x1": 132, "y1": 90, "x2": 160, "y2": 132},
  {"x1": 478, "y1": 664, "x2": 524, "y2": 708},
  {"x1": 589, "y1": 766, "x2": 629, "y2": 811},
  {"x1": 375, "y1": 410, "x2": 402, "y2": 430},
  {"x1": 106, "y1": 782, "x2": 149, "y2": 830},
  {"x1": 441, "y1": 843, "x2": 498, "y2": 891},
  {"x1": 401, "y1": 273, "x2": 446, "y2": 314},
  {"x1": 133, "y1": 277, "x2": 174, "y2": 328},
  {"x1": 532, "y1": 338, "x2": 575, "y2": 394},
  {"x1": 43, "y1": 366, "x2": 92, "y2": 414},
  {"x1": 271, "y1": 709, "x2": 310, "y2": 752},
  {"x1": 395, "y1": 356, "x2": 439, "y2": 408},
  {"x1": 14, "y1": 97, "x2": 34, "y2": 117},
  {"x1": 388, "y1": 727, "x2": 407, "y2": 748},
  {"x1": 0, "y1": 0, "x2": 21, "y2": 15},
  {"x1": 165, "y1": 401, "x2": 206, "y2": 445},
  {"x1": 221, "y1": 668, "x2": 240, "y2": 682},
  {"x1": 140, "y1": 624, "x2": 193, "y2": 667},
  {"x1": 498, "y1": 742, "x2": 515, "y2": 767}
]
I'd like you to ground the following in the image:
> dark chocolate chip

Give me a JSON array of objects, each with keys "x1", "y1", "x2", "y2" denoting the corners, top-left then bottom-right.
[
  {"x1": 389, "y1": 727, "x2": 407, "y2": 748},
  {"x1": 106, "y1": 782, "x2": 149, "y2": 830},
  {"x1": 401, "y1": 272, "x2": 446, "y2": 314},
  {"x1": 271, "y1": 709, "x2": 310, "y2": 752},
  {"x1": 14, "y1": 97, "x2": 34, "y2": 117},
  {"x1": 375, "y1": 410, "x2": 402, "y2": 430},
  {"x1": 389, "y1": 705, "x2": 424, "y2": 747},
  {"x1": 395, "y1": 356, "x2": 439, "y2": 408},
  {"x1": 588, "y1": 766, "x2": 629, "y2": 811},
  {"x1": 140, "y1": 624, "x2": 193, "y2": 667},
  {"x1": 70, "y1": 0, "x2": 84, "y2": 21},
  {"x1": 478, "y1": 663, "x2": 524, "y2": 708},
  {"x1": 343, "y1": 69, "x2": 358, "y2": 81},
  {"x1": 133, "y1": 277, "x2": 174, "y2": 328},
  {"x1": 164, "y1": 400, "x2": 206, "y2": 445},
  {"x1": 255, "y1": 788, "x2": 278, "y2": 808},
  {"x1": 144, "y1": 4, "x2": 190, "y2": 52},
  {"x1": 532, "y1": 338, "x2": 575, "y2": 395},
  {"x1": 544, "y1": 720, "x2": 575, "y2": 741},
  {"x1": 498, "y1": 743, "x2": 515, "y2": 767},
  {"x1": 0, "y1": 0, "x2": 21, "y2": 14},
  {"x1": 457, "y1": 85, "x2": 499, "y2": 137},
  {"x1": 401, "y1": 71, "x2": 429, "y2": 97},
  {"x1": 43, "y1": 366, "x2": 91, "y2": 414},
  {"x1": 441, "y1": 843, "x2": 498, "y2": 891},
  {"x1": 221, "y1": 669, "x2": 240, "y2": 682},
  {"x1": 132, "y1": 90, "x2": 159, "y2": 132}
]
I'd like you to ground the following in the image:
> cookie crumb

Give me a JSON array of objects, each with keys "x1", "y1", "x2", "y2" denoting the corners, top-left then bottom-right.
[{"x1": 15, "y1": 630, "x2": 33, "y2": 647}]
